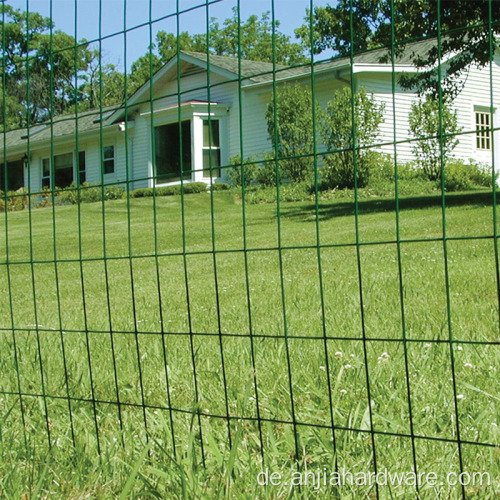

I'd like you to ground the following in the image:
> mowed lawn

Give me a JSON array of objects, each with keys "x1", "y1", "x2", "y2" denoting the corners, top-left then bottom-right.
[{"x1": 0, "y1": 189, "x2": 498, "y2": 498}]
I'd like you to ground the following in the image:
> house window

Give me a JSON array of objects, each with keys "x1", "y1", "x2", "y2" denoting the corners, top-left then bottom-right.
[
  {"x1": 103, "y1": 145, "x2": 115, "y2": 174},
  {"x1": 154, "y1": 120, "x2": 192, "y2": 183},
  {"x1": 475, "y1": 110, "x2": 492, "y2": 150},
  {"x1": 54, "y1": 153, "x2": 73, "y2": 188},
  {"x1": 202, "y1": 119, "x2": 220, "y2": 178},
  {"x1": 78, "y1": 151, "x2": 86, "y2": 185},
  {"x1": 42, "y1": 152, "x2": 74, "y2": 189},
  {"x1": 0, "y1": 159, "x2": 24, "y2": 192}
]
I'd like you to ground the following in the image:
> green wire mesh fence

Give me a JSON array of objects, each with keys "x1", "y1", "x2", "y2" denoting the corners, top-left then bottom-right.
[{"x1": 0, "y1": 0, "x2": 499, "y2": 497}]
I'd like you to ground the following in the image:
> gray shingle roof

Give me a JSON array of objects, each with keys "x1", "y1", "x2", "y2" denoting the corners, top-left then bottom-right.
[
  {"x1": 1, "y1": 107, "x2": 116, "y2": 153},
  {"x1": 183, "y1": 38, "x2": 437, "y2": 84},
  {"x1": 182, "y1": 50, "x2": 286, "y2": 82}
]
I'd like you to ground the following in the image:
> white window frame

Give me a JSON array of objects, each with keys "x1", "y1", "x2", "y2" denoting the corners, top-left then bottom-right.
[
  {"x1": 475, "y1": 108, "x2": 492, "y2": 151},
  {"x1": 41, "y1": 150, "x2": 76, "y2": 189},
  {"x1": 41, "y1": 157, "x2": 51, "y2": 189},
  {"x1": 144, "y1": 102, "x2": 228, "y2": 187},
  {"x1": 201, "y1": 118, "x2": 221, "y2": 180}
]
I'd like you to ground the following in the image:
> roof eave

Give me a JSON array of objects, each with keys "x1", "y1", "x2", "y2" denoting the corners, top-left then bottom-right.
[
  {"x1": 242, "y1": 62, "x2": 420, "y2": 89},
  {"x1": 0, "y1": 123, "x2": 119, "y2": 159}
]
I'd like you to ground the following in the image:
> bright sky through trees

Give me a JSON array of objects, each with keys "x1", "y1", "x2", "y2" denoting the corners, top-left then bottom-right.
[{"x1": 6, "y1": 0, "x2": 330, "y2": 71}]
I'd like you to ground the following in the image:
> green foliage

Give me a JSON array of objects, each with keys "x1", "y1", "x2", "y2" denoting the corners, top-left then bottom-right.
[
  {"x1": 105, "y1": 185, "x2": 126, "y2": 200},
  {"x1": 204, "y1": 7, "x2": 306, "y2": 65},
  {"x1": 266, "y1": 85, "x2": 317, "y2": 183},
  {"x1": 31, "y1": 183, "x2": 125, "y2": 208},
  {"x1": 0, "y1": 188, "x2": 29, "y2": 212},
  {"x1": 155, "y1": 186, "x2": 180, "y2": 196},
  {"x1": 75, "y1": 50, "x2": 126, "y2": 111},
  {"x1": 182, "y1": 182, "x2": 208, "y2": 194},
  {"x1": 128, "y1": 52, "x2": 168, "y2": 96},
  {"x1": 227, "y1": 155, "x2": 258, "y2": 187},
  {"x1": 0, "y1": 4, "x2": 93, "y2": 128},
  {"x1": 257, "y1": 153, "x2": 279, "y2": 187},
  {"x1": 296, "y1": 1, "x2": 498, "y2": 96},
  {"x1": 210, "y1": 182, "x2": 231, "y2": 191},
  {"x1": 131, "y1": 186, "x2": 183, "y2": 197},
  {"x1": 443, "y1": 159, "x2": 495, "y2": 192},
  {"x1": 130, "y1": 182, "x2": 207, "y2": 198},
  {"x1": 130, "y1": 187, "x2": 155, "y2": 198},
  {"x1": 408, "y1": 96, "x2": 461, "y2": 181},
  {"x1": 228, "y1": 154, "x2": 279, "y2": 187},
  {"x1": 80, "y1": 183, "x2": 105, "y2": 203},
  {"x1": 320, "y1": 87, "x2": 385, "y2": 189},
  {"x1": 358, "y1": 152, "x2": 394, "y2": 182}
]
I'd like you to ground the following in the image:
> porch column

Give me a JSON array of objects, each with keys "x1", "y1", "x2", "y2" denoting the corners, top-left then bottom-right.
[{"x1": 191, "y1": 115, "x2": 204, "y2": 182}]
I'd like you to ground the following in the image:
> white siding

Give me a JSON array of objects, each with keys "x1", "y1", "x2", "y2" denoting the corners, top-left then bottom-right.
[{"x1": 356, "y1": 53, "x2": 500, "y2": 165}]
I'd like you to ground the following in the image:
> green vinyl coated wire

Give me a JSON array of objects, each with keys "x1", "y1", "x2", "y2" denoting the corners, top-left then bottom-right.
[{"x1": 0, "y1": 2, "x2": 498, "y2": 498}]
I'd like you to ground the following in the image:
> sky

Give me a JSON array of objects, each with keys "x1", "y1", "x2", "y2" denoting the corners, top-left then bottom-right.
[{"x1": 5, "y1": 0, "x2": 331, "y2": 71}]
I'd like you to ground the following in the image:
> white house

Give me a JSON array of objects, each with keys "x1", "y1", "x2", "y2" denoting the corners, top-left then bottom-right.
[{"x1": 1, "y1": 37, "x2": 499, "y2": 193}]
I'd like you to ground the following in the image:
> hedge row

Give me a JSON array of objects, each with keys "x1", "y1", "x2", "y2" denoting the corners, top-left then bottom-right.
[{"x1": 0, "y1": 181, "x2": 232, "y2": 212}]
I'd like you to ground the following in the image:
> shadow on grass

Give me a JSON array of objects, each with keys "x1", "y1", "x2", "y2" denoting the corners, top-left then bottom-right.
[{"x1": 280, "y1": 190, "x2": 497, "y2": 221}]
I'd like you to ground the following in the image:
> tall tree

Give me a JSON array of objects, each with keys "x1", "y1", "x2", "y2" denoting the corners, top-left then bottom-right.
[
  {"x1": 76, "y1": 49, "x2": 125, "y2": 111},
  {"x1": 0, "y1": 4, "x2": 92, "y2": 129},
  {"x1": 265, "y1": 84, "x2": 317, "y2": 183},
  {"x1": 203, "y1": 8, "x2": 306, "y2": 64},
  {"x1": 296, "y1": 0, "x2": 500, "y2": 96}
]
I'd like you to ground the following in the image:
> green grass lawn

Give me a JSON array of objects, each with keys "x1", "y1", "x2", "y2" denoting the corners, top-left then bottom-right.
[{"x1": 0, "y1": 190, "x2": 498, "y2": 498}]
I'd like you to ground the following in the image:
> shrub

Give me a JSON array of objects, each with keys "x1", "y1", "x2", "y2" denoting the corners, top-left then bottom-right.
[
  {"x1": 33, "y1": 186, "x2": 55, "y2": 208},
  {"x1": 397, "y1": 161, "x2": 429, "y2": 181},
  {"x1": 182, "y1": 182, "x2": 207, "y2": 194},
  {"x1": 14, "y1": 188, "x2": 29, "y2": 210},
  {"x1": 227, "y1": 155, "x2": 258, "y2": 187},
  {"x1": 266, "y1": 84, "x2": 317, "y2": 183},
  {"x1": 211, "y1": 182, "x2": 231, "y2": 191},
  {"x1": 320, "y1": 87, "x2": 385, "y2": 189},
  {"x1": 105, "y1": 185, "x2": 125, "y2": 200},
  {"x1": 257, "y1": 152, "x2": 279, "y2": 187},
  {"x1": 130, "y1": 182, "x2": 206, "y2": 198},
  {"x1": 80, "y1": 183, "x2": 104, "y2": 203},
  {"x1": 362, "y1": 152, "x2": 394, "y2": 183},
  {"x1": 228, "y1": 154, "x2": 278, "y2": 187},
  {"x1": 443, "y1": 159, "x2": 494, "y2": 191},
  {"x1": 408, "y1": 95, "x2": 461, "y2": 181},
  {"x1": 55, "y1": 184, "x2": 78, "y2": 205},
  {"x1": 6, "y1": 188, "x2": 29, "y2": 211},
  {"x1": 131, "y1": 187, "x2": 154, "y2": 198},
  {"x1": 156, "y1": 186, "x2": 180, "y2": 196}
]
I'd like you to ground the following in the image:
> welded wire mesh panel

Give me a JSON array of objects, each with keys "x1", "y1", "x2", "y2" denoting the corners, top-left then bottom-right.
[{"x1": 0, "y1": 0, "x2": 499, "y2": 497}]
